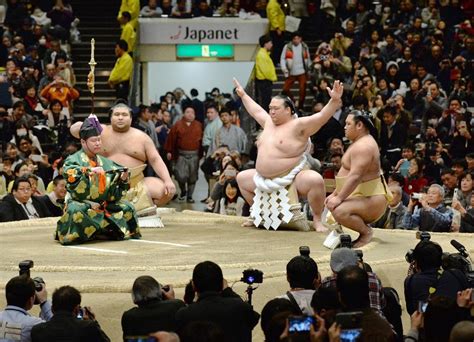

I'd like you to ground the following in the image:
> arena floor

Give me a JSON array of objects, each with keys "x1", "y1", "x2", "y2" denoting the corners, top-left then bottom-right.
[{"x1": 0, "y1": 210, "x2": 473, "y2": 341}]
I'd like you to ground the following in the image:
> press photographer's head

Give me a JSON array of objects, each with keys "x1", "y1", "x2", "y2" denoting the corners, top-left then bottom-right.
[
  {"x1": 131, "y1": 275, "x2": 164, "y2": 305},
  {"x1": 286, "y1": 255, "x2": 319, "y2": 290},
  {"x1": 413, "y1": 241, "x2": 443, "y2": 272},
  {"x1": 6, "y1": 275, "x2": 36, "y2": 310}
]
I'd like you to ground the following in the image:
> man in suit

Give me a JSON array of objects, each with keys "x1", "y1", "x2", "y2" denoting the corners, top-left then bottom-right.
[
  {"x1": 371, "y1": 184, "x2": 407, "y2": 229},
  {"x1": 176, "y1": 261, "x2": 259, "y2": 342},
  {"x1": 0, "y1": 176, "x2": 51, "y2": 222},
  {"x1": 31, "y1": 286, "x2": 109, "y2": 342},
  {"x1": 38, "y1": 175, "x2": 67, "y2": 217},
  {"x1": 380, "y1": 105, "x2": 407, "y2": 168},
  {"x1": 121, "y1": 276, "x2": 185, "y2": 338}
]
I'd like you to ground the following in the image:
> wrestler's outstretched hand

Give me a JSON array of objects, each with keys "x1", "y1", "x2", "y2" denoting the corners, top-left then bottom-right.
[
  {"x1": 233, "y1": 78, "x2": 246, "y2": 98},
  {"x1": 327, "y1": 80, "x2": 343, "y2": 101}
]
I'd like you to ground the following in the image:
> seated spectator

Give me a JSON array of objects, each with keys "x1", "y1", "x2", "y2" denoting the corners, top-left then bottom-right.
[
  {"x1": 380, "y1": 105, "x2": 407, "y2": 168},
  {"x1": 38, "y1": 64, "x2": 56, "y2": 95},
  {"x1": 161, "y1": 0, "x2": 172, "y2": 16},
  {"x1": 336, "y1": 266, "x2": 394, "y2": 341},
  {"x1": 441, "y1": 168, "x2": 458, "y2": 206},
  {"x1": 278, "y1": 253, "x2": 320, "y2": 315},
  {"x1": 42, "y1": 40, "x2": 67, "y2": 67},
  {"x1": 175, "y1": 261, "x2": 259, "y2": 342},
  {"x1": 121, "y1": 275, "x2": 185, "y2": 338},
  {"x1": 403, "y1": 184, "x2": 453, "y2": 232},
  {"x1": 452, "y1": 189, "x2": 474, "y2": 233},
  {"x1": 372, "y1": 184, "x2": 407, "y2": 229},
  {"x1": 449, "y1": 119, "x2": 474, "y2": 160},
  {"x1": 38, "y1": 175, "x2": 66, "y2": 216},
  {"x1": 403, "y1": 157, "x2": 428, "y2": 196},
  {"x1": 171, "y1": 0, "x2": 191, "y2": 18},
  {"x1": 451, "y1": 159, "x2": 467, "y2": 178},
  {"x1": 45, "y1": 99, "x2": 69, "y2": 128},
  {"x1": 218, "y1": 179, "x2": 245, "y2": 216},
  {"x1": 0, "y1": 275, "x2": 52, "y2": 342},
  {"x1": 140, "y1": 0, "x2": 163, "y2": 17},
  {"x1": 23, "y1": 84, "x2": 47, "y2": 120},
  {"x1": 12, "y1": 125, "x2": 43, "y2": 156},
  {"x1": 209, "y1": 159, "x2": 239, "y2": 212},
  {"x1": 0, "y1": 176, "x2": 51, "y2": 221},
  {"x1": 47, "y1": 0, "x2": 75, "y2": 40},
  {"x1": 322, "y1": 248, "x2": 384, "y2": 315},
  {"x1": 40, "y1": 77, "x2": 80, "y2": 116},
  {"x1": 31, "y1": 285, "x2": 110, "y2": 341},
  {"x1": 193, "y1": 0, "x2": 213, "y2": 17},
  {"x1": 393, "y1": 145, "x2": 415, "y2": 177},
  {"x1": 55, "y1": 55, "x2": 76, "y2": 87},
  {"x1": 11, "y1": 100, "x2": 35, "y2": 130}
]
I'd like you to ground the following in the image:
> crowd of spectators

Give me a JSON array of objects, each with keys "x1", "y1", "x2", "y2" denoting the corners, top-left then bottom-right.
[
  {"x1": 0, "y1": 0, "x2": 82, "y2": 216},
  {"x1": 1, "y1": 242, "x2": 473, "y2": 341}
]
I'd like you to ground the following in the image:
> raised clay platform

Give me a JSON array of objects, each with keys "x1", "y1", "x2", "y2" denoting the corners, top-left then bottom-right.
[{"x1": 0, "y1": 210, "x2": 472, "y2": 341}]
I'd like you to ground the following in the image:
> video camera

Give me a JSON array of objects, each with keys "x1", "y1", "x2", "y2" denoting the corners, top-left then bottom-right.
[
  {"x1": 241, "y1": 269, "x2": 263, "y2": 285},
  {"x1": 339, "y1": 234, "x2": 364, "y2": 262},
  {"x1": 19, "y1": 260, "x2": 44, "y2": 292},
  {"x1": 405, "y1": 231, "x2": 431, "y2": 263},
  {"x1": 442, "y1": 240, "x2": 474, "y2": 287}
]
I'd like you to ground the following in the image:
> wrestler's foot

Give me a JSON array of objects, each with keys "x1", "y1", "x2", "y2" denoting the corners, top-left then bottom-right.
[
  {"x1": 241, "y1": 218, "x2": 255, "y2": 227},
  {"x1": 313, "y1": 220, "x2": 328, "y2": 233},
  {"x1": 352, "y1": 229, "x2": 373, "y2": 248}
]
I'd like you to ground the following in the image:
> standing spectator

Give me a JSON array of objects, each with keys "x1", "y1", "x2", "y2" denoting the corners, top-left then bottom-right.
[
  {"x1": 380, "y1": 105, "x2": 407, "y2": 168},
  {"x1": 119, "y1": 11, "x2": 136, "y2": 54},
  {"x1": 266, "y1": 0, "x2": 285, "y2": 65},
  {"x1": 202, "y1": 104, "x2": 222, "y2": 156},
  {"x1": 0, "y1": 275, "x2": 52, "y2": 342},
  {"x1": 31, "y1": 286, "x2": 110, "y2": 341},
  {"x1": 164, "y1": 105, "x2": 203, "y2": 203},
  {"x1": 136, "y1": 104, "x2": 159, "y2": 150},
  {"x1": 280, "y1": 31, "x2": 310, "y2": 110},
  {"x1": 118, "y1": 0, "x2": 140, "y2": 29},
  {"x1": 210, "y1": 108, "x2": 247, "y2": 155},
  {"x1": 140, "y1": 0, "x2": 163, "y2": 17},
  {"x1": 108, "y1": 40, "x2": 133, "y2": 101},
  {"x1": 255, "y1": 35, "x2": 276, "y2": 113},
  {"x1": 188, "y1": 88, "x2": 205, "y2": 124}
]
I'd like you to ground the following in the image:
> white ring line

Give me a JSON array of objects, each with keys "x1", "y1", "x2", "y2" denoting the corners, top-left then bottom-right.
[
  {"x1": 130, "y1": 239, "x2": 191, "y2": 248},
  {"x1": 64, "y1": 246, "x2": 129, "y2": 254}
]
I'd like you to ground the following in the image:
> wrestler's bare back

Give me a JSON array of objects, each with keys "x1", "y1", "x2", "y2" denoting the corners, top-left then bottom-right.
[
  {"x1": 100, "y1": 126, "x2": 149, "y2": 168},
  {"x1": 255, "y1": 119, "x2": 308, "y2": 178},
  {"x1": 338, "y1": 135, "x2": 381, "y2": 182}
]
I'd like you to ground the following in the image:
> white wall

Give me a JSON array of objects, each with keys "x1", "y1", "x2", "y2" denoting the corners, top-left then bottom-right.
[{"x1": 146, "y1": 62, "x2": 254, "y2": 103}]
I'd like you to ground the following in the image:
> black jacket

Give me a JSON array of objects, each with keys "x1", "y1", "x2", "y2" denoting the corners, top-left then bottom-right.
[
  {"x1": 0, "y1": 194, "x2": 51, "y2": 222},
  {"x1": 31, "y1": 311, "x2": 110, "y2": 342},
  {"x1": 176, "y1": 288, "x2": 259, "y2": 342},
  {"x1": 37, "y1": 195, "x2": 64, "y2": 217},
  {"x1": 122, "y1": 299, "x2": 185, "y2": 338}
]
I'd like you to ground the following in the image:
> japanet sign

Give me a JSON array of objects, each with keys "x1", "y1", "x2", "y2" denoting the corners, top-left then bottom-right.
[{"x1": 139, "y1": 18, "x2": 269, "y2": 45}]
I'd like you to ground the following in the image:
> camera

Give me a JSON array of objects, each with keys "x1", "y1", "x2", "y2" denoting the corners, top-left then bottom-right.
[
  {"x1": 288, "y1": 315, "x2": 315, "y2": 334},
  {"x1": 320, "y1": 54, "x2": 328, "y2": 61},
  {"x1": 299, "y1": 246, "x2": 310, "y2": 257},
  {"x1": 19, "y1": 260, "x2": 44, "y2": 291},
  {"x1": 411, "y1": 193, "x2": 423, "y2": 200},
  {"x1": 340, "y1": 234, "x2": 352, "y2": 248},
  {"x1": 241, "y1": 269, "x2": 263, "y2": 285},
  {"x1": 405, "y1": 232, "x2": 431, "y2": 263},
  {"x1": 441, "y1": 241, "x2": 474, "y2": 287}
]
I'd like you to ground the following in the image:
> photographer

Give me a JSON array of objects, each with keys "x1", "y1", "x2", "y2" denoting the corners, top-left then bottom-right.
[
  {"x1": 402, "y1": 184, "x2": 453, "y2": 232},
  {"x1": 31, "y1": 286, "x2": 109, "y2": 342},
  {"x1": 278, "y1": 254, "x2": 320, "y2": 315},
  {"x1": 175, "y1": 261, "x2": 259, "y2": 342},
  {"x1": 0, "y1": 275, "x2": 52, "y2": 342},
  {"x1": 121, "y1": 276, "x2": 185, "y2": 338}
]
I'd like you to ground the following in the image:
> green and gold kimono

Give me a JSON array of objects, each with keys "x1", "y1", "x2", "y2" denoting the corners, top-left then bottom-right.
[{"x1": 56, "y1": 149, "x2": 141, "y2": 245}]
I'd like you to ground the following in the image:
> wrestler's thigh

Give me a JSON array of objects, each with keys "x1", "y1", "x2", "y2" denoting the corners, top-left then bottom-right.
[
  {"x1": 334, "y1": 195, "x2": 387, "y2": 223},
  {"x1": 143, "y1": 177, "x2": 166, "y2": 198},
  {"x1": 236, "y1": 169, "x2": 257, "y2": 191},
  {"x1": 294, "y1": 170, "x2": 324, "y2": 196}
]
